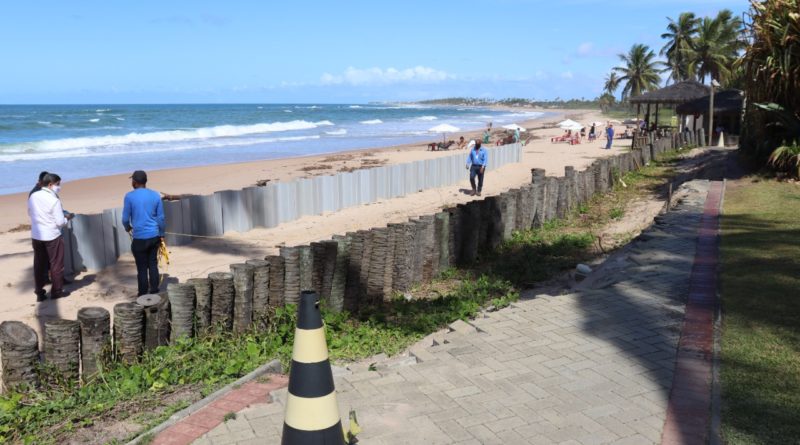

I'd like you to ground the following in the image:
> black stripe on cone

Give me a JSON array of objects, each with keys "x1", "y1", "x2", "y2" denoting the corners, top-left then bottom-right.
[{"x1": 282, "y1": 290, "x2": 345, "y2": 445}]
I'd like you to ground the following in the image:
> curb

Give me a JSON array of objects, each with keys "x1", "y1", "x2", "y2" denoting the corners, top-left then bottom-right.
[{"x1": 126, "y1": 358, "x2": 283, "y2": 445}]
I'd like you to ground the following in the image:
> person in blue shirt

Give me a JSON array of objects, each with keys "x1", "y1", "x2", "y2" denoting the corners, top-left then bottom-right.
[
  {"x1": 605, "y1": 123, "x2": 615, "y2": 150},
  {"x1": 122, "y1": 170, "x2": 165, "y2": 296},
  {"x1": 466, "y1": 141, "x2": 488, "y2": 196}
]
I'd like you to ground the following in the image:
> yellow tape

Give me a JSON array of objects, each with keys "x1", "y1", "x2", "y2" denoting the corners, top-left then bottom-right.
[{"x1": 284, "y1": 392, "x2": 341, "y2": 431}]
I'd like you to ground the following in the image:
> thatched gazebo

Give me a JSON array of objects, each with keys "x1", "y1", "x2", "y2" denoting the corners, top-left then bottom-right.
[
  {"x1": 676, "y1": 89, "x2": 744, "y2": 136},
  {"x1": 629, "y1": 81, "x2": 711, "y2": 131}
]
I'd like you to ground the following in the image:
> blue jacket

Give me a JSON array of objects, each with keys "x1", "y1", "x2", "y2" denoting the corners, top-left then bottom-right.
[
  {"x1": 122, "y1": 188, "x2": 165, "y2": 239},
  {"x1": 466, "y1": 147, "x2": 489, "y2": 168}
]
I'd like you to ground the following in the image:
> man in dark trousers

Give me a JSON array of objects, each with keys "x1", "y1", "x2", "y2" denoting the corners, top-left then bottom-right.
[
  {"x1": 466, "y1": 140, "x2": 488, "y2": 196},
  {"x1": 28, "y1": 173, "x2": 73, "y2": 301},
  {"x1": 122, "y1": 170, "x2": 165, "y2": 296}
]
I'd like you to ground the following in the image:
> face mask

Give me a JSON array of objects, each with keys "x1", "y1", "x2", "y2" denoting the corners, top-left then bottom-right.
[{"x1": 51, "y1": 185, "x2": 61, "y2": 195}]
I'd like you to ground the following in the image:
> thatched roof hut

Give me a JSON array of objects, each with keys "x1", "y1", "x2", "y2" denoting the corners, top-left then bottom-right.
[
  {"x1": 629, "y1": 81, "x2": 711, "y2": 105},
  {"x1": 675, "y1": 89, "x2": 744, "y2": 115}
]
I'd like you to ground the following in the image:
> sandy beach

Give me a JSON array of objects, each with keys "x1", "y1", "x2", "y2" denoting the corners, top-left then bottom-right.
[{"x1": 0, "y1": 107, "x2": 630, "y2": 336}]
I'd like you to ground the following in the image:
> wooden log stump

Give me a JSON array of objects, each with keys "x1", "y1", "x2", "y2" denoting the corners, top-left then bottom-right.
[
  {"x1": 366, "y1": 227, "x2": 388, "y2": 304},
  {"x1": 44, "y1": 319, "x2": 81, "y2": 384},
  {"x1": 420, "y1": 215, "x2": 437, "y2": 281},
  {"x1": 186, "y1": 277, "x2": 212, "y2": 335},
  {"x1": 209, "y1": 272, "x2": 234, "y2": 330},
  {"x1": 310, "y1": 242, "x2": 326, "y2": 296},
  {"x1": 230, "y1": 263, "x2": 255, "y2": 333},
  {"x1": 77, "y1": 307, "x2": 110, "y2": 378},
  {"x1": 280, "y1": 246, "x2": 300, "y2": 305},
  {"x1": 297, "y1": 245, "x2": 313, "y2": 293},
  {"x1": 265, "y1": 255, "x2": 285, "y2": 308},
  {"x1": 320, "y1": 240, "x2": 339, "y2": 304},
  {"x1": 137, "y1": 293, "x2": 170, "y2": 351},
  {"x1": 531, "y1": 168, "x2": 546, "y2": 227},
  {"x1": 358, "y1": 230, "x2": 373, "y2": 303},
  {"x1": 485, "y1": 196, "x2": 504, "y2": 250},
  {"x1": 246, "y1": 259, "x2": 270, "y2": 322},
  {"x1": 329, "y1": 236, "x2": 349, "y2": 312},
  {"x1": 167, "y1": 283, "x2": 195, "y2": 342},
  {"x1": 381, "y1": 228, "x2": 396, "y2": 301},
  {"x1": 343, "y1": 232, "x2": 363, "y2": 313},
  {"x1": 459, "y1": 202, "x2": 480, "y2": 264},
  {"x1": 0, "y1": 321, "x2": 40, "y2": 390},
  {"x1": 434, "y1": 212, "x2": 450, "y2": 272},
  {"x1": 113, "y1": 302, "x2": 144, "y2": 363}
]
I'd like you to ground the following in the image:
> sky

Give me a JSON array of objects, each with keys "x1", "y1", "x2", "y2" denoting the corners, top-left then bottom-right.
[{"x1": 0, "y1": 0, "x2": 748, "y2": 104}]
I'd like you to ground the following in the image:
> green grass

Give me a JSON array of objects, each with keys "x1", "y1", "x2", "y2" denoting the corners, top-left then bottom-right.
[{"x1": 720, "y1": 179, "x2": 800, "y2": 444}]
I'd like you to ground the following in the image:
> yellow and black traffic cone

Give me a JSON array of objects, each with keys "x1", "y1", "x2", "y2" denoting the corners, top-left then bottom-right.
[{"x1": 281, "y1": 290, "x2": 346, "y2": 445}]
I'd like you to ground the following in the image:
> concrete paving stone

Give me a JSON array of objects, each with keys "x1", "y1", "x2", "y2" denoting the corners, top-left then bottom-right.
[
  {"x1": 495, "y1": 428, "x2": 531, "y2": 444},
  {"x1": 466, "y1": 424, "x2": 502, "y2": 444},
  {"x1": 484, "y1": 415, "x2": 527, "y2": 433},
  {"x1": 456, "y1": 410, "x2": 499, "y2": 428},
  {"x1": 192, "y1": 438, "x2": 213, "y2": 445},
  {"x1": 437, "y1": 418, "x2": 475, "y2": 442},
  {"x1": 610, "y1": 433, "x2": 657, "y2": 445},
  {"x1": 576, "y1": 427, "x2": 621, "y2": 445},
  {"x1": 544, "y1": 426, "x2": 590, "y2": 444}
]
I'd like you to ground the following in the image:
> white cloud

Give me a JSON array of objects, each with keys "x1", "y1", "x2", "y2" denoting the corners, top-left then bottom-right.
[
  {"x1": 577, "y1": 42, "x2": 594, "y2": 56},
  {"x1": 561, "y1": 71, "x2": 574, "y2": 79},
  {"x1": 320, "y1": 66, "x2": 451, "y2": 86}
]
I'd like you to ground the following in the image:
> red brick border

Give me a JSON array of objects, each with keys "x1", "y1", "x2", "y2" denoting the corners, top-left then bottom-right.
[
  {"x1": 150, "y1": 375, "x2": 289, "y2": 445},
  {"x1": 661, "y1": 181, "x2": 723, "y2": 445}
]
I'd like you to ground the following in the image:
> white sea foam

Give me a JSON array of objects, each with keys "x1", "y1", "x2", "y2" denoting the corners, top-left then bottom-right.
[
  {"x1": 89, "y1": 118, "x2": 100, "y2": 123},
  {"x1": 116, "y1": 117, "x2": 125, "y2": 121},
  {"x1": 325, "y1": 129, "x2": 347, "y2": 135},
  {"x1": 349, "y1": 105, "x2": 362, "y2": 109},
  {"x1": 1, "y1": 120, "x2": 334, "y2": 155},
  {"x1": 37, "y1": 121, "x2": 51, "y2": 125},
  {"x1": 414, "y1": 116, "x2": 438, "y2": 121},
  {"x1": 284, "y1": 110, "x2": 292, "y2": 113},
  {"x1": 95, "y1": 109, "x2": 110, "y2": 112},
  {"x1": 360, "y1": 119, "x2": 383, "y2": 125}
]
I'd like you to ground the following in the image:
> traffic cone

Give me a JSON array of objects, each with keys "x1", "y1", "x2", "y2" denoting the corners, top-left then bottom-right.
[
  {"x1": 717, "y1": 132, "x2": 725, "y2": 147},
  {"x1": 281, "y1": 290, "x2": 346, "y2": 445}
]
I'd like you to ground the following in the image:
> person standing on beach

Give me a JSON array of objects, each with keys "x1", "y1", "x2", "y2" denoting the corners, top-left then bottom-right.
[
  {"x1": 605, "y1": 123, "x2": 615, "y2": 150},
  {"x1": 28, "y1": 173, "x2": 73, "y2": 301},
  {"x1": 466, "y1": 140, "x2": 488, "y2": 196},
  {"x1": 483, "y1": 128, "x2": 491, "y2": 144},
  {"x1": 122, "y1": 170, "x2": 165, "y2": 296}
]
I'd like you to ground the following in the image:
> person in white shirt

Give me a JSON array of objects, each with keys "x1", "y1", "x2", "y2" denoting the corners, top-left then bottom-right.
[{"x1": 28, "y1": 173, "x2": 73, "y2": 301}]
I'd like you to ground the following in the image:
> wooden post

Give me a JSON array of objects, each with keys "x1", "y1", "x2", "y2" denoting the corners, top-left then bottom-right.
[
  {"x1": 246, "y1": 259, "x2": 270, "y2": 321},
  {"x1": 329, "y1": 236, "x2": 349, "y2": 312},
  {"x1": 230, "y1": 263, "x2": 255, "y2": 333},
  {"x1": 266, "y1": 255, "x2": 285, "y2": 309},
  {"x1": 0, "y1": 321, "x2": 40, "y2": 390},
  {"x1": 77, "y1": 307, "x2": 111, "y2": 378},
  {"x1": 113, "y1": 302, "x2": 144, "y2": 364},
  {"x1": 186, "y1": 277, "x2": 212, "y2": 334},
  {"x1": 167, "y1": 283, "x2": 195, "y2": 342},
  {"x1": 280, "y1": 246, "x2": 300, "y2": 305},
  {"x1": 209, "y1": 272, "x2": 235, "y2": 330},
  {"x1": 137, "y1": 293, "x2": 170, "y2": 351}
]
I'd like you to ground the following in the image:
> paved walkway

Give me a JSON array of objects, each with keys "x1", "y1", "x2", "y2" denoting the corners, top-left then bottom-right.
[{"x1": 182, "y1": 180, "x2": 717, "y2": 445}]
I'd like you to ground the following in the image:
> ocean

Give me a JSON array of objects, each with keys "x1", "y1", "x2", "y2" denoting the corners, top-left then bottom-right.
[{"x1": 0, "y1": 104, "x2": 545, "y2": 195}]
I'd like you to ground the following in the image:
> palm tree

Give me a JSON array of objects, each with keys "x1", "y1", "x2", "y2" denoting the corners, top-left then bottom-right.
[
  {"x1": 660, "y1": 12, "x2": 700, "y2": 83},
  {"x1": 685, "y1": 9, "x2": 744, "y2": 84},
  {"x1": 613, "y1": 44, "x2": 662, "y2": 101},
  {"x1": 603, "y1": 72, "x2": 620, "y2": 97}
]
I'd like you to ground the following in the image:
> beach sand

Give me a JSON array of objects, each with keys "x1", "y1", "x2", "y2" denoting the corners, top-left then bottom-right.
[{"x1": 0, "y1": 108, "x2": 628, "y2": 336}]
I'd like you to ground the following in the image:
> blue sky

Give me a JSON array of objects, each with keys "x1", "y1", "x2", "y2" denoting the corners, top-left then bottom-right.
[{"x1": 0, "y1": 0, "x2": 747, "y2": 104}]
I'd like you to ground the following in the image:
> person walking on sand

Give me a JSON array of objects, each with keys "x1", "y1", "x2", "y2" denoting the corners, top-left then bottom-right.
[
  {"x1": 122, "y1": 170, "x2": 165, "y2": 296},
  {"x1": 466, "y1": 140, "x2": 488, "y2": 196},
  {"x1": 605, "y1": 123, "x2": 615, "y2": 150},
  {"x1": 28, "y1": 173, "x2": 73, "y2": 301}
]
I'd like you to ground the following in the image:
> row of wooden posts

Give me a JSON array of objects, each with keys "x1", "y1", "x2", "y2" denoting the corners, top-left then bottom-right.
[{"x1": 0, "y1": 137, "x2": 682, "y2": 392}]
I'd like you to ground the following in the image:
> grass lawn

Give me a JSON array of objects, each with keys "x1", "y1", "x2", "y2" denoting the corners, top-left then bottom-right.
[{"x1": 720, "y1": 179, "x2": 800, "y2": 444}]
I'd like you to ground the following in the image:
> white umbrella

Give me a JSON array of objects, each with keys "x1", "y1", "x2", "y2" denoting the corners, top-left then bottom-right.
[
  {"x1": 564, "y1": 123, "x2": 583, "y2": 131},
  {"x1": 429, "y1": 123, "x2": 460, "y2": 143},
  {"x1": 502, "y1": 123, "x2": 527, "y2": 132},
  {"x1": 558, "y1": 119, "x2": 581, "y2": 129},
  {"x1": 608, "y1": 119, "x2": 622, "y2": 125}
]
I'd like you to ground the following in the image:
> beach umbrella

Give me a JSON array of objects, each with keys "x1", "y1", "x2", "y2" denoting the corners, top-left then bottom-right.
[
  {"x1": 564, "y1": 123, "x2": 583, "y2": 131},
  {"x1": 428, "y1": 123, "x2": 460, "y2": 143},
  {"x1": 608, "y1": 119, "x2": 622, "y2": 125},
  {"x1": 502, "y1": 123, "x2": 527, "y2": 132},
  {"x1": 558, "y1": 119, "x2": 581, "y2": 129}
]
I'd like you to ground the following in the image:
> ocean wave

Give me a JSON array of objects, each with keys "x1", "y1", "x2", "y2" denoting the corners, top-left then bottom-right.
[
  {"x1": 360, "y1": 119, "x2": 383, "y2": 125},
  {"x1": 1, "y1": 120, "x2": 335, "y2": 154},
  {"x1": 95, "y1": 109, "x2": 110, "y2": 113},
  {"x1": 414, "y1": 116, "x2": 438, "y2": 121},
  {"x1": 37, "y1": 121, "x2": 51, "y2": 126},
  {"x1": 325, "y1": 129, "x2": 347, "y2": 135},
  {"x1": 89, "y1": 118, "x2": 100, "y2": 123},
  {"x1": 348, "y1": 105, "x2": 362, "y2": 109},
  {"x1": 116, "y1": 117, "x2": 125, "y2": 121},
  {"x1": 284, "y1": 110, "x2": 292, "y2": 113}
]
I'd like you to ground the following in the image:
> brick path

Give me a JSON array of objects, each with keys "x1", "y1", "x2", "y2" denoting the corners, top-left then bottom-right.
[{"x1": 188, "y1": 180, "x2": 717, "y2": 445}]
